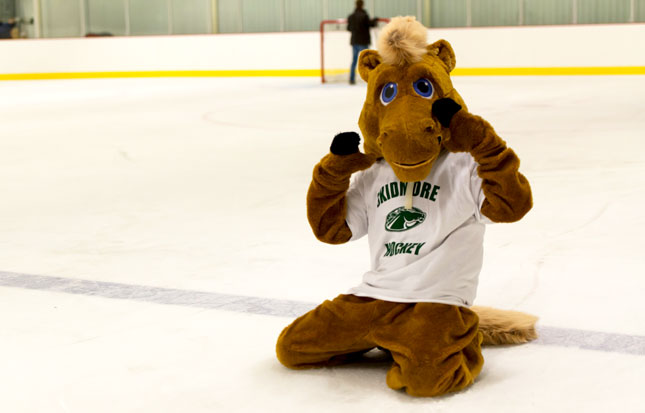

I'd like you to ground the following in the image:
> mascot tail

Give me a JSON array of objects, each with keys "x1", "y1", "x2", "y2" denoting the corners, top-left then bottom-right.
[{"x1": 471, "y1": 306, "x2": 539, "y2": 345}]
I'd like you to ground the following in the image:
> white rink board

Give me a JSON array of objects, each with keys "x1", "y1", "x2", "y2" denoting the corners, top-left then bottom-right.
[{"x1": 1, "y1": 24, "x2": 644, "y2": 75}]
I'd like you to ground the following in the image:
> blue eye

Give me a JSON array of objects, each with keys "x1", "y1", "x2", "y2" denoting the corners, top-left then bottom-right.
[
  {"x1": 413, "y1": 78, "x2": 434, "y2": 98},
  {"x1": 380, "y1": 82, "x2": 398, "y2": 105}
]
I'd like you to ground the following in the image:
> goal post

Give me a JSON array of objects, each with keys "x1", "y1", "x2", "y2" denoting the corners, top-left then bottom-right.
[{"x1": 319, "y1": 18, "x2": 390, "y2": 84}]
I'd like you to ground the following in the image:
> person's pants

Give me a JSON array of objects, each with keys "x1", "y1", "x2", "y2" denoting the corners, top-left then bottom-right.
[
  {"x1": 276, "y1": 294, "x2": 484, "y2": 397},
  {"x1": 350, "y1": 44, "x2": 369, "y2": 83}
]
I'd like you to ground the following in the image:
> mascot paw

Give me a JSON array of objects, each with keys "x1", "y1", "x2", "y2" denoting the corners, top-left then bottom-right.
[
  {"x1": 331, "y1": 132, "x2": 361, "y2": 155},
  {"x1": 432, "y1": 98, "x2": 462, "y2": 128},
  {"x1": 323, "y1": 132, "x2": 376, "y2": 177}
]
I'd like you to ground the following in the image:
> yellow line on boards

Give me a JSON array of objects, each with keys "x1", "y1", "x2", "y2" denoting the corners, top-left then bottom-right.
[
  {"x1": 0, "y1": 70, "x2": 321, "y2": 81},
  {"x1": 452, "y1": 67, "x2": 645, "y2": 76},
  {"x1": 1, "y1": 67, "x2": 644, "y2": 81}
]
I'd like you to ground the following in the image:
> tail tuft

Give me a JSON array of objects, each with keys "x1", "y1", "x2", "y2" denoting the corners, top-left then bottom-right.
[{"x1": 471, "y1": 306, "x2": 539, "y2": 346}]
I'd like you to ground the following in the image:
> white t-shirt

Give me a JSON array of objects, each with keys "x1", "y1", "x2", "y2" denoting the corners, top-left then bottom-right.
[{"x1": 345, "y1": 152, "x2": 489, "y2": 307}]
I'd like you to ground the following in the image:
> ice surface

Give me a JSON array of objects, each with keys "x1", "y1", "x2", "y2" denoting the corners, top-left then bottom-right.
[{"x1": 1, "y1": 75, "x2": 644, "y2": 412}]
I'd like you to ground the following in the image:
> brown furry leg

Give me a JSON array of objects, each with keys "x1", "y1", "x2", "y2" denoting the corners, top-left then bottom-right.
[
  {"x1": 373, "y1": 303, "x2": 484, "y2": 397},
  {"x1": 276, "y1": 295, "x2": 377, "y2": 369}
]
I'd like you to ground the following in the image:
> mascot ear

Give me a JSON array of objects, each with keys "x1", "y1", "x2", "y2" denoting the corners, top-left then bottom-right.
[
  {"x1": 426, "y1": 39, "x2": 456, "y2": 73},
  {"x1": 358, "y1": 50, "x2": 382, "y2": 82}
]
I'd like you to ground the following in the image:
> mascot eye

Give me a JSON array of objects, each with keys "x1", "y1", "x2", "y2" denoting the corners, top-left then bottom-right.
[
  {"x1": 380, "y1": 82, "x2": 398, "y2": 105},
  {"x1": 413, "y1": 78, "x2": 434, "y2": 99}
]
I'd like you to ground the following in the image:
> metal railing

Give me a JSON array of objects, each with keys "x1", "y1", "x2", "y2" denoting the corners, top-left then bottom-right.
[{"x1": 12, "y1": 0, "x2": 644, "y2": 39}]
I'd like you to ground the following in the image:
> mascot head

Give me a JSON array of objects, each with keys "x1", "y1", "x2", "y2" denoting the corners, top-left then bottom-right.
[{"x1": 357, "y1": 16, "x2": 466, "y2": 182}]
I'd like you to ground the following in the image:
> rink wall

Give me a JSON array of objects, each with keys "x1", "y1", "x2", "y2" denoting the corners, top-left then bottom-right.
[{"x1": 1, "y1": 23, "x2": 644, "y2": 80}]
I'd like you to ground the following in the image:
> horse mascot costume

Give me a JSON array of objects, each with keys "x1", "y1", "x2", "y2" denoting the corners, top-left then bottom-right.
[{"x1": 277, "y1": 16, "x2": 536, "y2": 397}]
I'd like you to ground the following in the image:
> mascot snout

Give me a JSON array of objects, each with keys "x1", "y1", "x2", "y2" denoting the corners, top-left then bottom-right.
[{"x1": 377, "y1": 111, "x2": 443, "y2": 182}]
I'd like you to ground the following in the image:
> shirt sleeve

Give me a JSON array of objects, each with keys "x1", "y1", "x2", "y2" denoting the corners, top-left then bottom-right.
[
  {"x1": 469, "y1": 156, "x2": 493, "y2": 224},
  {"x1": 345, "y1": 171, "x2": 369, "y2": 240}
]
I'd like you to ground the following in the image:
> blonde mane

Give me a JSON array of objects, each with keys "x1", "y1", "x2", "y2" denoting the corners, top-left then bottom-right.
[{"x1": 376, "y1": 16, "x2": 428, "y2": 66}]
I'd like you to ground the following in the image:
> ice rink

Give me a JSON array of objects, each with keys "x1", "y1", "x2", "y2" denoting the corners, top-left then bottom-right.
[{"x1": 1, "y1": 74, "x2": 644, "y2": 412}]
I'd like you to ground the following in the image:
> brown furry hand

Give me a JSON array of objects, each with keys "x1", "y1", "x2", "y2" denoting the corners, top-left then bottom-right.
[
  {"x1": 318, "y1": 151, "x2": 376, "y2": 181},
  {"x1": 441, "y1": 110, "x2": 489, "y2": 154}
]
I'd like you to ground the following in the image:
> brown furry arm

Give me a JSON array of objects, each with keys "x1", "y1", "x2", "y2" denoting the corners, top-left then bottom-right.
[
  {"x1": 445, "y1": 111, "x2": 533, "y2": 223},
  {"x1": 307, "y1": 152, "x2": 374, "y2": 244}
]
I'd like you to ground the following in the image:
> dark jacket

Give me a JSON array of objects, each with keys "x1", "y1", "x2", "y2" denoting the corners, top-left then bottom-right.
[
  {"x1": 347, "y1": 9, "x2": 376, "y2": 46},
  {"x1": 0, "y1": 22, "x2": 15, "y2": 39}
]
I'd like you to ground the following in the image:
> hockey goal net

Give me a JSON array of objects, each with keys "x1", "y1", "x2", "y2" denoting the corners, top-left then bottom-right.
[{"x1": 319, "y1": 18, "x2": 390, "y2": 84}]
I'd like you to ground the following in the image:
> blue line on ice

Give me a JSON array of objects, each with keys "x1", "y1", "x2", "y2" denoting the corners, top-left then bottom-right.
[{"x1": 1, "y1": 271, "x2": 643, "y2": 356}]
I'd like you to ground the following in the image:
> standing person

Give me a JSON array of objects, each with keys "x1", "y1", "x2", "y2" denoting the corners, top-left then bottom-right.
[
  {"x1": 0, "y1": 18, "x2": 16, "y2": 39},
  {"x1": 347, "y1": 1, "x2": 377, "y2": 84}
]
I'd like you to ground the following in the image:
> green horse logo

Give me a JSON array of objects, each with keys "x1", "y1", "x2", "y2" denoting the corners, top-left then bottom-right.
[{"x1": 385, "y1": 207, "x2": 427, "y2": 232}]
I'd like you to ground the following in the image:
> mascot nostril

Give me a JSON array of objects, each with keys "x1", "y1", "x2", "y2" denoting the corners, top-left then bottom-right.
[{"x1": 278, "y1": 15, "x2": 536, "y2": 398}]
